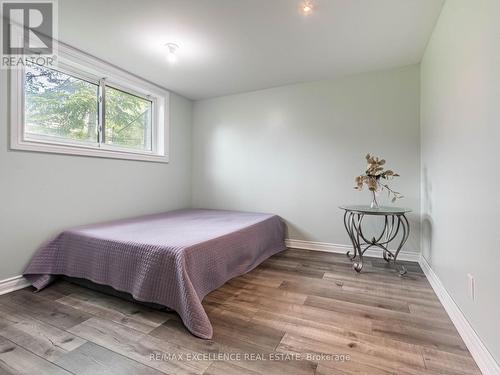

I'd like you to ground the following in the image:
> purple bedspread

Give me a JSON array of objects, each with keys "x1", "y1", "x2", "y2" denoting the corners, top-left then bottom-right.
[{"x1": 23, "y1": 209, "x2": 286, "y2": 339}]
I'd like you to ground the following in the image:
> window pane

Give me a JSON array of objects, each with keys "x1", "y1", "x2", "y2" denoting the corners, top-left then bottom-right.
[
  {"x1": 24, "y1": 64, "x2": 99, "y2": 144},
  {"x1": 105, "y1": 86, "x2": 153, "y2": 151}
]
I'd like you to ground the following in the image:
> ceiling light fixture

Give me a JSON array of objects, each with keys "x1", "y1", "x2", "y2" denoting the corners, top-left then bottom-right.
[
  {"x1": 165, "y1": 43, "x2": 179, "y2": 64},
  {"x1": 300, "y1": 0, "x2": 314, "y2": 15}
]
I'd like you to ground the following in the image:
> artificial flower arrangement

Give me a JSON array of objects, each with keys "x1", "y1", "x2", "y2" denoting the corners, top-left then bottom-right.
[{"x1": 354, "y1": 154, "x2": 403, "y2": 207}]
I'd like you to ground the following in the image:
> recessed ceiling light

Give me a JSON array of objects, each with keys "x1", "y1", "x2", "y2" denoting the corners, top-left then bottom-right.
[
  {"x1": 300, "y1": 0, "x2": 314, "y2": 15},
  {"x1": 165, "y1": 43, "x2": 179, "y2": 64}
]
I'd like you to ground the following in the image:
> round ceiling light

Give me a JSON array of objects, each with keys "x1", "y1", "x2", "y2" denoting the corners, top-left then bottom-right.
[
  {"x1": 165, "y1": 43, "x2": 179, "y2": 64},
  {"x1": 300, "y1": 0, "x2": 314, "y2": 15}
]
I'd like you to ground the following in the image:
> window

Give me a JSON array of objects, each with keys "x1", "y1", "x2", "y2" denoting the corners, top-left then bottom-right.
[
  {"x1": 10, "y1": 45, "x2": 169, "y2": 162},
  {"x1": 25, "y1": 64, "x2": 99, "y2": 146},
  {"x1": 104, "y1": 85, "x2": 152, "y2": 151}
]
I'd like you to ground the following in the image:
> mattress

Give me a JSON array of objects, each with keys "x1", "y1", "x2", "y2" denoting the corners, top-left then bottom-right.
[{"x1": 23, "y1": 209, "x2": 286, "y2": 339}]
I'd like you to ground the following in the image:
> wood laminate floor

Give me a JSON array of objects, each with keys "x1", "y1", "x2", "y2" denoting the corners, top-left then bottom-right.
[{"x1": 0, "y1": 249, "x2": 481, "y2": 375}]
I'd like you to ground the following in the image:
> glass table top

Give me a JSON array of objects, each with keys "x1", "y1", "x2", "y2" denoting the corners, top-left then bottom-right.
[{"x1": 339, "y1": 205, "x2": 412, "y2": 215}]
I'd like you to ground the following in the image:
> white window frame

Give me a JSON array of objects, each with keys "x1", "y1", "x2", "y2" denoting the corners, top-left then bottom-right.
[{"x1": 9, "y1": 43, "x2": 170, "y2": 163}]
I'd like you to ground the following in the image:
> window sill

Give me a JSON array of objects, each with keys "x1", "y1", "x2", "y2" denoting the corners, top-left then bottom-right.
[{"x1": 10, "y1": 138, "x2": 169, "y2": 163}]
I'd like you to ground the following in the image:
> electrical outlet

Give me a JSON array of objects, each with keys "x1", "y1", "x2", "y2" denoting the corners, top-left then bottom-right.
[{"x1": 467, "y1": 274, "x2": 475, "y2": 301}]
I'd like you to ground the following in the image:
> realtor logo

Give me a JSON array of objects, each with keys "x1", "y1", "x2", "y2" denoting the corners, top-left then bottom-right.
[{"x1": 1, "y1": 0, "x2": 57, "y2": 68}]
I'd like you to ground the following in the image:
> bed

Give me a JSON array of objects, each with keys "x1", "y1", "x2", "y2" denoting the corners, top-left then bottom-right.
[{"x1": 23, "y1": 209, "x2": 286, "y2": 339}]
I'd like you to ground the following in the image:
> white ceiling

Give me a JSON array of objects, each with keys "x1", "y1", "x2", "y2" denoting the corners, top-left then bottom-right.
[{"x1": 59, "y1": 0, "x2": 444, "y2": 100}]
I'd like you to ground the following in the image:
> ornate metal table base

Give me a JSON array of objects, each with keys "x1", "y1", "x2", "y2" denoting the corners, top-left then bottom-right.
[{"x1": 341, "y1": 206, "x2": 411, "y2": 276}]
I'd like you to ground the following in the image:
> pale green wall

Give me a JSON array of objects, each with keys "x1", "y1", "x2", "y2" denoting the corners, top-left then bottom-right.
[
  {"x1": 192, "y1": 65, "x2": 421, "y2": 253},
  {"x1": 1, "y1": 64, "x2": 421, "y2": 282},
  {"x1": 0, "y1": 70, "x2": 193, "y2": 280},
  {"x1": 421, "y1": 0, "x2": 500, "y2": 363}
]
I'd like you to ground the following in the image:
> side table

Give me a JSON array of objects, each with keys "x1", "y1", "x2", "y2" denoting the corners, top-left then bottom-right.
[{"x1": 340, "y1": 205, "x2": 411, "y2": 275}]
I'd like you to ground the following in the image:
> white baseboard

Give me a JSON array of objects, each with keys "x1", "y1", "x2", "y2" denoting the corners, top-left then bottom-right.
[
  {"x1": 0, "y1": 275, "x2": 30, "y2": 296},
  {"x1": 419, "y1": 256, "x2": 499, "y2": 375},
  {"x1": 285, "y1": 239, "x2": 420, "y2": 262}
]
